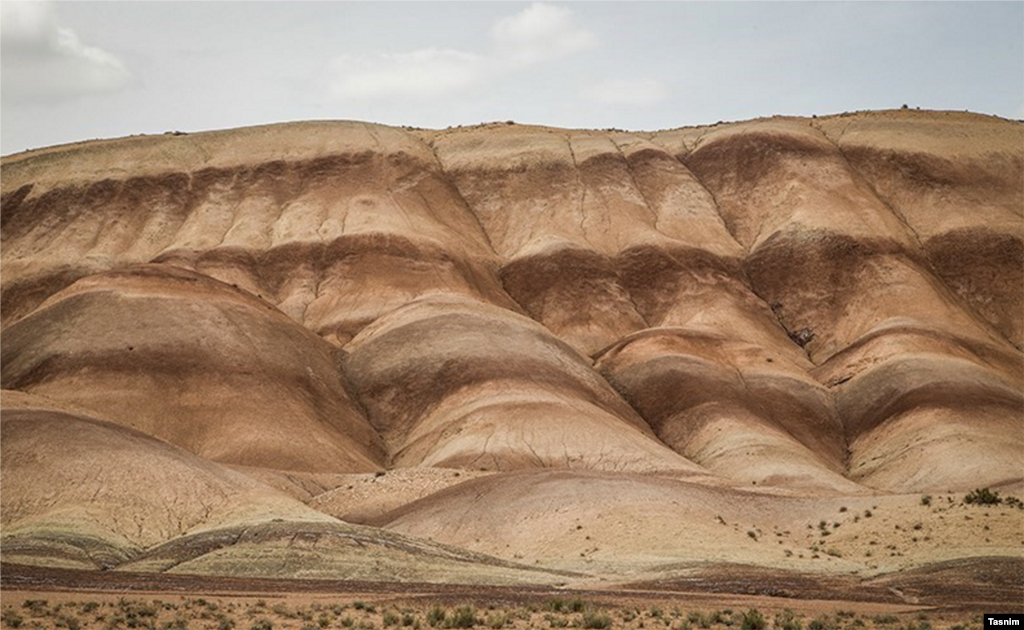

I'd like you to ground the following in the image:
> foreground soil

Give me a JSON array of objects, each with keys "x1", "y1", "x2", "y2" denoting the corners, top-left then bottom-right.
[{"x1": 0, "y1": 561, "x2": 1019, "y2": 618}]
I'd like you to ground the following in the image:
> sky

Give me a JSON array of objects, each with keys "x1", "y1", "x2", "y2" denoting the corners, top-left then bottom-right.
[{"x1": 1, "y1": 1, "x2": 1022, "y2": 155}]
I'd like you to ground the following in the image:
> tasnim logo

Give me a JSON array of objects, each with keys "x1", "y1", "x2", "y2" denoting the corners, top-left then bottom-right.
[{"x1": 986, "y1": 615, "x2": 1023, "y2": 628}]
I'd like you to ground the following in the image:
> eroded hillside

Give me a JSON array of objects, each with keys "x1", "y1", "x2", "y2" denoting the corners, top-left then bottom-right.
[{"x1": 1, "y1": 110, "x2": 1022, "y2": 589}]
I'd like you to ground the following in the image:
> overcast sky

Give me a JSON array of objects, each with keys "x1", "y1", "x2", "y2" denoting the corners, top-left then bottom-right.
[{"x1": 2, "y1": 1, "x2": 1022, "y2": 155}]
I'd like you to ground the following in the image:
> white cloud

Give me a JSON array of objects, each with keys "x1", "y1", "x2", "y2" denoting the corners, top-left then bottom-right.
[
  {"x1": 328, "y1": 48, "x2": 485, "y2": 101},
  {"x1": 1, "y1": 1, "x2": 131, "y2": 104},
  {"x1": 582, "y1": 79, "x2": 669, "y2": 107},
  {"x1": 491, "y1": 2, "x2": 598, "y2": 66},
  {"x1": 325, "y1": 3, "x2": 597, "y2": 103}
]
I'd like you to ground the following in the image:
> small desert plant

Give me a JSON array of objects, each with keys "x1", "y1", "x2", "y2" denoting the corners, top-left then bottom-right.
[
  {"x1": 427, "y1": 606, "x2": 447, "y2": 628},
  {"x1": 271, "y1": 604, "x2": 291, "y2": 618},
  {"x1": 964, "y1": 488, "x2": 1001, "y2": 505},
  {"x1": 774, "y1": 609, "x2": 802, "y2": 630},
  {"x1": 807, "y1": 616, "x2": 840, "y2": 630},
  {"x1": 739, "y1": 609, "x2": 766, "y2": 630},
  {"x1": 920, "y1": 495, "x2": 932, "y2": 506},
  {"x1": 583, "y1": 612, "x2": 612, "y2": 629},
  {"x1": 545, "y1": 599, "x2": 573, "y2": 614},
  {"x1": 446, "y1": 606, "x2": 476, "y2": 629},
  {"x1": 1, "y1": 609, "x2": 24, "y2": 628},
  {"x1": 58, "y1": 616, "x2": 81, "y2": 630},
  {"x1": 251, "y1": 620, "x2": 273, "y2": 630}
]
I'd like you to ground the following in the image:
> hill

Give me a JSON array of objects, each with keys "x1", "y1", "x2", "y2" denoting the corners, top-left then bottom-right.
[{"x1": 1, "y1": 110, "x2": 1021, "y2": 599}]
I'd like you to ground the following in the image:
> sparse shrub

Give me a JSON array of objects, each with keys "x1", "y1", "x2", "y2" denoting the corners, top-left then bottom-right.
[
  {"x1": 774, "y1": 609, "x2": 802, "y2": 630},
  {"x1": 402, "y1": 614, "x2": 417, "y2": 627},
  {"x1": 920, "y1": 495, "x2": 932, "y2": 506},
  {"x1": 251, "y1": 620, "x2": 273, "y2": 630},
  {"x1": 427, "y1": 606, "x2": 447, "y2": 628},
  {"x1": 545, "y1": 615, "x2": 569, "y2": 629},
  {"x1": 807, "y1": 616, "x2": 839, "y2": 630},
  {"x1": 58, "y1": 615, "x2": 81, "y2": 630},
  {"x1": 740, "y1": 609, "x2": 766, "y2": 630},
  {"x1": 272, "y1": 604, "x2": 291, "y2": 618},
  {"x1": 583, "y1": 612, "x2": 612, "y2": 629},
  {"x1": 1, "y1": 609, "x2": 23, "y2": 628},
  {"x1": 863, "y1": 510, "x2": 872, "y2": 518},
  {"x1": 384, "y1": 612, "x2": 401, "y2": 627},
  {"x1": 546, "y1": 599, "x2": 586, "y2": 614},
  {"x1": 82, "y1": 602, "x2": 100, "y2": 614},
  {"x1": 964, "y1": 488, "x2": 1001, "y2": 505},
  {"x1": 446, "y1": 606, "x2": 476, "y2": 629},
  {"x1": 341, "y1": 616, "x2": 355, "y2": 628},
  {"x1": 747, "y1": 530, "x2": 758, "y2": 541},
  {"x1": 486, "y1": 612, "x2": 507, "y2": 629}
]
